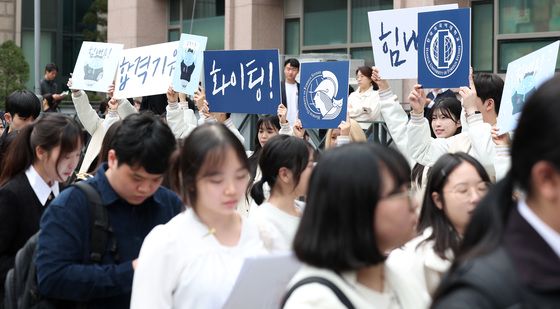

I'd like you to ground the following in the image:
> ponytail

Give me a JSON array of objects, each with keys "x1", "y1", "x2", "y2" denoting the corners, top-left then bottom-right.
[
  {"x1": 250, "y1": 178, "x2": 267, "y2": 205},
  {"x1": 0, "y1": 123, "x2": 35, "y2": 186}
]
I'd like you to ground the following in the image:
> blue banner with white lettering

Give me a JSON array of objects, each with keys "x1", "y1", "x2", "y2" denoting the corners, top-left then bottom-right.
[
  {"x1": 418, "y1": 8, "x2": 470, "y2": 88},
  {"x1": 298, "y1": 61, "x2": 349, "y2": 129},
  {"x1": 203, "y1": 49, "x2": 281, "y2": 114}
]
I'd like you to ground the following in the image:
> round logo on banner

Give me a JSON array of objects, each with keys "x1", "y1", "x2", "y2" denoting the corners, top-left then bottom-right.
[
  {"x1": 424, "y1": 20, "x2": 463, "y2": 79},
  {"x1": 302, "y1": 70, "x2": 343, "y2": 121}
]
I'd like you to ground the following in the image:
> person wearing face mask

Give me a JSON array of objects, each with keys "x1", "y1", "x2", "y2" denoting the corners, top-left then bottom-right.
[
  {"x1": 388, "y1": 152, "x2": 491, "y2": 301},
  {"x1": 0, "y1": 113, "x2": 83, "y2": 301}
]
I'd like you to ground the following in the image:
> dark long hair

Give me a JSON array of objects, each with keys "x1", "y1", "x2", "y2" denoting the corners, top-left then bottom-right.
[
  {"x1": 248, "y1": 115, "x2": 280, "y2": 181},
  {"x1": 250, "y1": 135, "x2": 310, "y2": 205},
  {"x1": 453, "y1": 75, "x2": 560, "y2": 265},
  {"x1": 0, "y1": 113, "x2": 83, "y2": 186},
  {"x1": 417, "y1": 152, "x2": 490, "y2": 259},
  {"x1": 412, "y1": 97, "x2": 463, "y2": 188},
  {"x1": 293, "y1": 143, "x2": 410, "y2": 271}
]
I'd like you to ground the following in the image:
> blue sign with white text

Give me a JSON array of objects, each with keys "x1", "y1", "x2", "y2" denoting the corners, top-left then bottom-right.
[
  {"x1": 203, "y1": 49, "x2": 281, "y2": 114},
  {"x1": 299, "y1": 61, "x2": 349, "y2": 129},
  {"x1": 418, "y1": 8, "x2": 470, "y2": 88}
]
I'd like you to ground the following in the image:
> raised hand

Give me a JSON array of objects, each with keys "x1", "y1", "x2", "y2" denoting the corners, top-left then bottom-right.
[
  {"x1": 459, "y1": 67, "x2": 478, "y2": 115},
  {"x1": 371, "y1": 67, "x2": 389, "y2": 91},
  {"x1": 194, "y1": 87, "x2": 206, "y2": 111},
  {"x1": 277, "y1": 103, "x2": 288, "y2": 124},
  {"x1": 408, "y1": 84, "x2": 427, "y2": 115},
  {"x1": 166, "y1": 86, "x2": 178, "y2": 103},
  {"x1": 107, "y1": 97, "x2": 118, "y2": 112},
  {"x1": 339, "y1": 113, "x2": 351, "y2": 136},
  {"x1": 293, "y1": 118, "x2": 304, "y2": 138},
  {"x1": 491, "y1": 125, "x2": 510, "y2": 146}
]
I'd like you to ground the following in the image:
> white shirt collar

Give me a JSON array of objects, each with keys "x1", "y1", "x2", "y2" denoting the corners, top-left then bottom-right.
[
  {"x1": 518, "y1": 199, "x2": 560, "y2": 258},
  {"x1": 25, "y1": 165, "x2": 59, "y2": 206}
]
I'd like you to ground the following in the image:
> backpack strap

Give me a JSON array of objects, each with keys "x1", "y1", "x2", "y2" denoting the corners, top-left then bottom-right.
[
  {"x1": 72, "y1": 182, "x2": 119, "y2": 264},
  {"x1": 280, "y1": 276, "x2": 355, "y2": 309}
]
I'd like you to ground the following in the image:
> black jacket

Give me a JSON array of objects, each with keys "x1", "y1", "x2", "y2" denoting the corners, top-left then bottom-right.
[
  {"x1": 433, "y1": 207, "x2": 560, "y2": 308},
  {"x1": 0, "y1": 173, "x2": 53, "y2": 298}
]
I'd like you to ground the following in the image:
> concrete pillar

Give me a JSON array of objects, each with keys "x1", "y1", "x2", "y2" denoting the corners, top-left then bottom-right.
[
  {"x1": 225, "y1": 0, "x2": 284, "y2": 51},
  {"x1": 108, "y1": 0, "x2": 167, "y2": 48},
  {"x1": 0, "y1": 0, "x2": 16, "y2": 44}
]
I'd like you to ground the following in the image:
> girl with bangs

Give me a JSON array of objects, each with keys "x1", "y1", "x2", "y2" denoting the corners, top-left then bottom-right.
[
  {"x1": 131, "y1": 123, "x2": 272, "y2": 309},
  {"x1": 411, "y1": 97, "x2": 463, "y2": 195},
  {"x1": 0, "y1": 113, "x2": 83, "y2": 296}
]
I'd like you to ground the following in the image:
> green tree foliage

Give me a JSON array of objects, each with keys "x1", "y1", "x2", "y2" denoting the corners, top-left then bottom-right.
[
  {"x1": 83, "y1": 0, "x2": 108, "y2": 42},
  {"x1": 0, "y1": 41, "x2": 29, "y2": 110}
]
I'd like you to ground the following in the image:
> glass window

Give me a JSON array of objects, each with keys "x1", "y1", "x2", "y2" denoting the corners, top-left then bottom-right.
[
  {"x1": 499, "y1": 0, "x2": 560, "y2": 34},
  {"x1": 170, "y1": 0, "x2": 180, "y2": 25},
  {"x1": 285, "y1": 19, "x2": 300, "y2": 56},
  {"x1": 168, "y1": 29, "x2": 180, "y2": 42},
  {"x1": 472, "y1": 1, "x2": 493, "y2": 72},
  {"x1": 21, "y1": 31, "x2": 55, "y2": 90},
  {"x1": 302, "y1": 49, "x2": 347, "y2": 55},
  {"x1": 304, "y1": 0, "x2": 347, "y2": 46},
  {"x1": 351, "y1": 0, "x2": 392, "y2": 43},
  {"x1": 180, "y1": 0, "x2": 225, "y2": 50},
  {"x1": 498, "y1": 40, "x2": 560, "y2": 72},
  {"x1": 351, "y1": 47, "x2": 374, "y2": 67}
]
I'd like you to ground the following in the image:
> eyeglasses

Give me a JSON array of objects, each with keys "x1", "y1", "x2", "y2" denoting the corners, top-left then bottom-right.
[{"x1": 446, "y1": 182, "x2": 490, "y2": 198}]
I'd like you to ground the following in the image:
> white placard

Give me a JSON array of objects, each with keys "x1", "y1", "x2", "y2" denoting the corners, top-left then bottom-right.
[
  {"x1": 113, "y1": 41, "x2": 179, "y2": 99},
  {"x1": 368, "y1": 4, "x2": 458, "y2": 80},
  {"x1": 70, "y1": 42, "x2": 123, "y2": 92}
]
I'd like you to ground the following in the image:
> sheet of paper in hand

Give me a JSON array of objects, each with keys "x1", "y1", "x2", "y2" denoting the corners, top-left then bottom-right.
[
  {"x1": 172, "y1": 34, "x2": 207, "y2": 96},
  {"x1": 71, "y1": 42, "x2": 123, "y2": 92}
]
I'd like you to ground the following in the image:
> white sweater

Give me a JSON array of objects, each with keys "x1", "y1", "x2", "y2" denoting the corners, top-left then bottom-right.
[
  {"x1": 249, "y1": 202, "x2": 301, "y2": 252},
  {"x1": 348, "y1": 86, "x2": 381, "y2": 130},
  {"x1": 71, "y1": 90, "x2": 136, "y2": 173},
  {"x1": 130, "y1": 209, "x2": 270, "y2": 309},
  {"x1": 284, "y1": 264, "x2": 429, "y2": 309}
]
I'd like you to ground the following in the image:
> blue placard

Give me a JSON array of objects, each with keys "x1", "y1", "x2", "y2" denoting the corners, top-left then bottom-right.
[
  {"x1": 299, "y1": 61, "x2": 349, "y2": 129},
  {"x1": 418, "y1": 8, "x2": 470, "y2": 88},
  {"x1": 172, "y1": 34, "x2": 207, "y2": 96},
  {"x1": 203, "y1": 49, "x2": 281, "y2": 114}
]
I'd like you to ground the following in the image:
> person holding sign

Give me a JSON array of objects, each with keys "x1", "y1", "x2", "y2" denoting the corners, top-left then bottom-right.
[
  {"x1": 131, "y1": 123, "x2": 273, "y2": 309},
  {"x1": 165, "y1": 86, "x2": 198, "y2": 139},
  {"x1": 407, "y1": 69, "x2": 505, "y2": 181},
  {"x1": 67, "y1": 78, "x2": 137, "y2": 174},
  {"x1": 432, "y1": 75, "x2": 560, "y2": 309},
  {"x1": 282, "y1": 143, "x2": 427, "y2": 308}
]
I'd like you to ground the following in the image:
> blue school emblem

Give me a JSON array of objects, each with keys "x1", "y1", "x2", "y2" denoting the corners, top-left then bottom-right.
[
  {"x1": 302, "y1": 70, "x2": 344, "y2": 121},
  {"x1": 424, "y1": 20, "x2": 463, "y2": 79}
]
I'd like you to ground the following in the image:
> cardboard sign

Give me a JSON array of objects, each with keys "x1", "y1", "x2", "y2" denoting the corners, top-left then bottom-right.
[
  {"x1": 298, "y1": 61, "x2": 349, "y2": 129},
  {"x1": 203, "y1": 49, "x2": 281, "y2": 114},
  {"x1": 497, "y1": 41, "x2": 560, "y2": 134},
  {"x1": 113, "y1": 41, "x2": 178, "y2": 99},
  {"x1": 70, "y1": 42, "x2": 123, "y2": 92},
  {"x1": 418, "y1": 8, "x2": 471, "y2": 88},
  {"x1": 172, "y1": 34, "x2": 207, "y2": 96},
  {"x1": 368, "y1": 4, "x2": 457, "y2": 80}
]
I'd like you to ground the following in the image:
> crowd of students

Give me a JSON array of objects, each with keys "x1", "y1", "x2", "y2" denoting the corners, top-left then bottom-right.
[{"x1": 0, "y1": 58, "x2": 558, "y2": 309}]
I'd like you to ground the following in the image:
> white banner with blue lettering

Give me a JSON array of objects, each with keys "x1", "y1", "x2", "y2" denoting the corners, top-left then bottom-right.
[
  {"x1": 298, "y1": 61, "x2": 349, "y2": 129},
  {"x1": 418, "y1": 8, "x2": 470, "y2": 88},
  {"x1": 70, "y1": 42, "x2": 123, "y2": 92},
  {"x1": 113, "y1": 41, "x2": 178, "y2": 99},
  {"x1": 367, "y1": 4, "x2": 457, "y2": 80},
  {"x1": 203, "y1": 49, "x2": 281, "y2": 114},
  {"x1": 172, "y1": 34, "x2": 207, "y2": 96},
  {"x1": 497, "y1": 41, "x2": 559, "y2": 135}
]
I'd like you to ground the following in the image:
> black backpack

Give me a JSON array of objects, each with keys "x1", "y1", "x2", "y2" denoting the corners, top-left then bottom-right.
[{"x1": 3, "y1": 182, "x2": 118, "y2": 309}]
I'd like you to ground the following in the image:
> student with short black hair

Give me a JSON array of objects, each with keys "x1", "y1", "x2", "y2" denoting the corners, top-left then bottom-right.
[
  {"x1": 40, "y1": 63, "x2": 67, "y2": 111},
  {"x1": 281, "y1": 58, "x2": 300, "y2": 126},
  {"x1": 35, "y1": 113, "x2": 182, "y2": 309},
  {"x1": 283, "y1": 143, "x2": 428, "y2": 308},
  {"x1": 250, "y1": 135, "x2": 314, "y2": 250},
  {"x1": 432, "y1": 75, "x2": 560, "y2": 308},
  {"x1": 388, "y1": 152, "x2": 490, "y2": 300},
  {"x1": 0, "y1": 113, "x2": 83, "y2": 301},
  {"x1": 131, "y1": 122, "x2": 272, "y2": 308}
]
